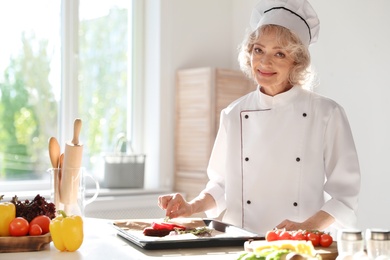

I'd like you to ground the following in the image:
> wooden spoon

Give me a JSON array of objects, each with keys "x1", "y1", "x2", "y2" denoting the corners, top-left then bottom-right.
[
  {"x1": 48, "y1": 137, "x2": 61, "y2": 168},
  {"x1": 57, "y1": 153, "x2": 64, "y2": 206},
  {"x1": 59, "y1": 153, "x2": 64, "y2": 169}
]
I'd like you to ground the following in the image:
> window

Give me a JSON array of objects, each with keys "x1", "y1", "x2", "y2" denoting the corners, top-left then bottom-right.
[{"x1": 0, "y1": 0, "x2": 141, "y2": 191}]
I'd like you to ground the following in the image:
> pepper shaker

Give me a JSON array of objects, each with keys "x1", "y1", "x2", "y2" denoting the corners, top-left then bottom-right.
[
  {"x1": 366, "y1": 229, "x2": 390, "y2": 259},
  {"x1": 337, "y1": 229, "x2": 365, "y2": 259}
]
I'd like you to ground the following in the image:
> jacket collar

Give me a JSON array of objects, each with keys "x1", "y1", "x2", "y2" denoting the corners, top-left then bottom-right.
[{"x1": 257, "y1": 85, "x2": 301, "y2": 109}]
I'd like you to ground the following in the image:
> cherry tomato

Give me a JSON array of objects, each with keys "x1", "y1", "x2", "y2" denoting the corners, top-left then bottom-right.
[
  {"x1": 320, "y1": 233, "x2": 333, "y2": 247},
  {"x1": 291, "y1": 230, "x2": 306, "y2": 240},
  {"x1": 278, "y1": 230, "x2": 292, "y2": 240},
  {"x1": 301, "y1": 230, "x2": 310, "y2": 241},
  {"x1": 266, "y1": 230, "x2": 279, "y2": 241},
  {"x1": 30, "y1": 215, "x2": 51, "y2": 234},
  {"x1": 29, "y1": 224, "x2": 43, "y2": 236},
  {"x1": 9, "y1": 217, "x2": 29, "y2": 236},
  {"x1": 307, "y1": 232, "x2": 320, "y2": 246}
]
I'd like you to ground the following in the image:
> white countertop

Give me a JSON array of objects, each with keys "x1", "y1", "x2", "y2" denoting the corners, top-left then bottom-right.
[{"x1": 1, "y1": 218, "x2": 245, "y2": 260}]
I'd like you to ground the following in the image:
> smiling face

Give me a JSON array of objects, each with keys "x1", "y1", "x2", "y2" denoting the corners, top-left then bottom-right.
[{"x1": 250, "y1": 27, "x2": 295, "y2": 96}]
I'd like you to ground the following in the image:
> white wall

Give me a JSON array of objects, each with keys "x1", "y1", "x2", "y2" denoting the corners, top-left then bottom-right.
[
  {"x1": 229, "y1": 1, "x2": 390, "y2": 230},
  {"x1": 145, "y1": 0, "x2": 390, "y2": 231},
  {"x1": 308, "y1": 0, "x2": 390, "y2": 230}
]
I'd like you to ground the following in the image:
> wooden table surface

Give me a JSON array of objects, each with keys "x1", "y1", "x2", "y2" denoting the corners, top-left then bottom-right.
[{"x1": 1, "y1": 218, "x2": 339, "y2": 260}]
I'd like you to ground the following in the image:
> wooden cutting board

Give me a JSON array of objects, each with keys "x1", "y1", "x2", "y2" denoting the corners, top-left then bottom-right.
[
  {"x1": 0, "y1": 233, "x2": 52, "y2": 253},
  {"x1": 315, "y1": 242, "x2": 338, "y2": 260}
]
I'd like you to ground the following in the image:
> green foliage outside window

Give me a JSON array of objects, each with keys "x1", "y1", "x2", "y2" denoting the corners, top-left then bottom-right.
[
  {"x1": 0, "y1": 33, "x2": 56, "y2": 179},
  {"x1": 0, "y1": 6, "x2": 128, "y2": 180}
]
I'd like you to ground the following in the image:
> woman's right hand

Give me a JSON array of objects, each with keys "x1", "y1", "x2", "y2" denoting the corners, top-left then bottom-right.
[{"x1": 158, "y1": 193, "x2": 193, "y2": 219}]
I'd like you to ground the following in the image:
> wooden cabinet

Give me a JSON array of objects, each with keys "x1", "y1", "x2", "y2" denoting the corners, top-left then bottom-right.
[{"x1": 174, "y1": 67, "x2": 255, "y2": 200}]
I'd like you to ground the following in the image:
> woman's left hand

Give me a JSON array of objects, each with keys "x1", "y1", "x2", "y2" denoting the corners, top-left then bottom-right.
[
  {"x1": 276, "y1": 210, "x2": 335, "y2": 231},
  {"x1": 276, "y1": 219, "x2": 308, "y2": 231}
]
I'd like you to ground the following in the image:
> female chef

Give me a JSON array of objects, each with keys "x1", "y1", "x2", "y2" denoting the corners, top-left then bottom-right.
[{"x1": 158, "y1": 0, "x2": 361, "y2": 235}]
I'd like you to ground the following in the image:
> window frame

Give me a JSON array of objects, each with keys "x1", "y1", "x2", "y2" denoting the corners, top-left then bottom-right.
[{"x1": 0, "y1": 0, "x2": 145, "y2": 194}]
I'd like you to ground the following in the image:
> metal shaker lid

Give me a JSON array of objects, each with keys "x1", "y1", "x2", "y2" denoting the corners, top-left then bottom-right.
[
  {"x1": 338, "y1": 230, "x2": 364, "y2": 241},
  {"x1": 366, "y1": 229, "x2": 390, "y2": 241}
]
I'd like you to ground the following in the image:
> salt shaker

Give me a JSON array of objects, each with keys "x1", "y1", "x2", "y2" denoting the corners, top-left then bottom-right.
[
  {"x1": 366, "y1": 229, "x2": 390, "y2": 260},
  {"x1": 337, "y1": 229, "x2": 365, "y2": 259}
]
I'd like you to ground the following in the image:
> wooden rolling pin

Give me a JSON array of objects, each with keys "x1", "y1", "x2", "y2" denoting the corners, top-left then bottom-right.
[{"x1": 60, "y1": 118, "x2": 83, "y2": 205}]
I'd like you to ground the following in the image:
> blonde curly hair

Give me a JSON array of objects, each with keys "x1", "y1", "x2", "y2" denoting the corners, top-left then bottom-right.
[{"x1": 238, "y1": 24, "x2": 312, "y2": 87}]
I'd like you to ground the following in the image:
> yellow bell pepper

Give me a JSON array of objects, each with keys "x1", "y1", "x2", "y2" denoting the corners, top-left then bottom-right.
[
  {"x1": 0, "y1": 195, "x2": 16, "y2": 236},
  {"x1": 49, "y1": 210, "x2": 84, "y2": 252}
]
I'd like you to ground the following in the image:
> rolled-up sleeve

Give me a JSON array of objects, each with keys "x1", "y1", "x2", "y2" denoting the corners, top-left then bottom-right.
[{"x1": 322, "y1": 105, "x2": 361, "y2": 228}]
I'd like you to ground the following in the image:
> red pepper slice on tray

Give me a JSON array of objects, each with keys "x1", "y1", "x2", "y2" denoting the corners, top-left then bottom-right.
[
  {"x1": 151, "y1": 222, "x2": 186, "y2": 231},
  {"x1": 143, "y1": 227, "x2": 171, "y2": 237}
]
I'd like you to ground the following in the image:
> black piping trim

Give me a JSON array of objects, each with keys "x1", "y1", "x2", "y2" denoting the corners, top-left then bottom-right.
[{"x1": 264, "y1": 6, "x2": 311, "y2": 41}]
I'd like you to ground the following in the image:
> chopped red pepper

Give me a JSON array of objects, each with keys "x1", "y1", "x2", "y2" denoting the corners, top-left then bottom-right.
[{"x1": 151, "y1": 222, "x2": 186, "y2": 231}]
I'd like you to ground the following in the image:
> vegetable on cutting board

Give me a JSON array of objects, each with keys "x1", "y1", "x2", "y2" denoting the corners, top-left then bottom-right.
[
  {"x1": 9, "y1": 217, "x2": 30, "y2": 236},
  {"x1": 241, "y1": 240, "x2": 320, "y2": 260},
  {"x1": 50, "y1": 210, "x2": 84, "y2": 252},
  {"x1": 151, "y1": 222, "x2": 186, "y2": 231},
  {"x1": 0, "y1": 195, "x2": 16, "y2": 236},
  {"x1": 143, "y1": 221, "x2": 187, "y2": 237},
  {"x1": 142, "y1": 221, "x2": 214, "y2": 237},
  {"x1": 30, "y1": 215, "x2": 51, "y2": 235},
  {"x1": 11, "y1": 194, "x2": 56, "y2": 222},
  {"x1": 265, "y1": 229, "x2": 334, "y2": 248}
]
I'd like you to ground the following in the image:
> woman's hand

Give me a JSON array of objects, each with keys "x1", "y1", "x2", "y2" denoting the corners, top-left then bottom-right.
[
  {"x1": 158, "y1": 193, "x2": 193, "y2": 219},
  {"x1": 276, "y1": 210, "x2": 335, "y2": 231},
  {"x1": 276, "y1": 219, "x2": 308, "y2": 231}
]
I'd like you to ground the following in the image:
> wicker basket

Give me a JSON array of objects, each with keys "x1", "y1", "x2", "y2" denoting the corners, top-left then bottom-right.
[{"x1": 102, "y1": 154, "x2": 146, "y2": 188}]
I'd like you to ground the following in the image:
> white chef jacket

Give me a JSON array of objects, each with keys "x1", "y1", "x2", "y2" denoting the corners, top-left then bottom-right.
[{"x1": 202, "y1": 85, "x2": 361, "y2": 235}]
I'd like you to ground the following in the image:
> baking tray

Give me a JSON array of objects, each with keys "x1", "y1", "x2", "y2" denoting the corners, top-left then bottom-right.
[{"x1": 113, "y1": 218, "x2": 263, "y2": 250}]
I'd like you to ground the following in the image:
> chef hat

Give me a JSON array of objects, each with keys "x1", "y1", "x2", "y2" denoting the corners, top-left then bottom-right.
[{"x1": 250, "y1": 0, "x2": 320, "y2": 46}]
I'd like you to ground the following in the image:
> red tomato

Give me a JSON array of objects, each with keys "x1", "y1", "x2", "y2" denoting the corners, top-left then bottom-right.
[
  {"x1": 29, "y1": 224, "x2": 43, "y2": 236},
  {"x1": 9, "y1": 217, "x2": 29, "y2": 236},
  {"x1": 320, "y1": 233, "x2": 333, "y2": 247},
  {"x1": 30, "y1": 215, "x2": 51, "y2": 234},
  {"x1": 291, "y1": 231, "x2": 306, "y2": 240},
  {"x1": 266, "y1": 230, "x2": 279, "y2": 241},
  {"x1": 307, "y1": 232, "x2": 320, "y2": 246},
  {"x1": 302, "y1": 230, "x2": 310, "y2": 240},
  {"x1": 278, "y1": 230, "x2": 292, "y2": 240}
]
